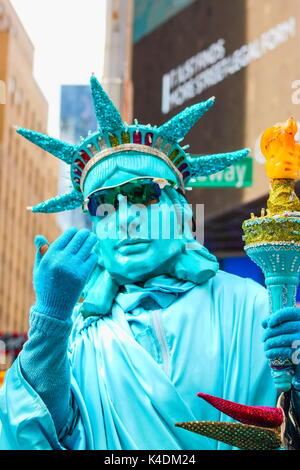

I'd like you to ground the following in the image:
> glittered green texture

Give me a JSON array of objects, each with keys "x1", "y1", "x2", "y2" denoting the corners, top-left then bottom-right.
[
  {"x1": 243, "y1": 218, "x2": 300, "y2": 245},
  {"x1": 169, "y1": 149, "x2": 179, "y2": 161},
  {"x1": 175, "y1": 421, "x2": 281, "y2": 450},
  {"x1": 175, "y1": 156, "x2": 184, "y2": 167},
  {"x1": 243, "y1": 179, "x2": 300, "y2": 245},
  {"x1": 268, "y1": 179, "x2": 300, "y2": 215},
  {"x1": 109, "y1": 134, "x2": 119, "y2": 147},
  {"x1": 121, "y1": 131, "x2": 130, "y2": 144}
]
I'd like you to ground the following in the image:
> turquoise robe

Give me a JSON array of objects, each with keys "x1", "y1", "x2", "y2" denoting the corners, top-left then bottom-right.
[{"x1": 0, "y1": 270, "x2": 277, "y2": 450}]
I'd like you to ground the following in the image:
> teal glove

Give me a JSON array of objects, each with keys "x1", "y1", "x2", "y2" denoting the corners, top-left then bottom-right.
[
  {"x1": 33, "y1": 227, "x2": 98, "y2": 320},
  {"x1": 262, "y1": 307, "x2": 300, "y2": 391}
]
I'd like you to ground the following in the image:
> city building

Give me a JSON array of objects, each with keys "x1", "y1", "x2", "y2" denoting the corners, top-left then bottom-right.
[
  {"x1": 58, "y1": 0, "x2": 134, "y2": 231},
  {"x1": 0, "y1": 0, "x2": 61, "y2": 352},
  {"x1": 103, "y1": 0, "x2": 133, "y2": 123},
  {"x1": 58, "y1": 85, "x2": 97, "y2": 231},
  {"x1": 132, "y1": 0, "x2": 300, "y2": 278}
]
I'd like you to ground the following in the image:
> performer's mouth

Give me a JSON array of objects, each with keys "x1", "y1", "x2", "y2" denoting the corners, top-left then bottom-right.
[{"x1": 116, "y1": 238, "x2": 151, "y2": 254}]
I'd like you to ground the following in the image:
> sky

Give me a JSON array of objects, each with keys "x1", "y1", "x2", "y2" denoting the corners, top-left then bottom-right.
[{"x1": 11, "y1": 0, "x2": 107, "y2": 136}]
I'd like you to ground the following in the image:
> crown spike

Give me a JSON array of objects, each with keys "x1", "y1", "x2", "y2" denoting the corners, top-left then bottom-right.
[
  {"x1": 187, "y1": 148, "x2": 250, "y2": 178},
  {"x1": 16, "y1": 127, "x2": 76, "y2": 164},
  {"x1": 90, "y1": 75, "x2": 123, "y2": 133},
  {"x1": 158, "y1": 97, "x2": 215, "y2": 143},
  {"x1": 29, "y1": 190, "x2": 83, "y2": 213},
  {"x1": 197, "y1": 393, "x2": 283, "y2": 428}
]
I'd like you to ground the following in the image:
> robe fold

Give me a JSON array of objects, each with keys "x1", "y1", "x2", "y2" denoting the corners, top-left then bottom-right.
[{"x1": 0, "y1": 270, "x2": 277, "y2": 450}]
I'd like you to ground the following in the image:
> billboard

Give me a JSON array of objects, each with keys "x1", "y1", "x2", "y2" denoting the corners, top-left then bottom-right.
[
  {"x1": 133, "y1": 0, "x2": 248, "y2": 156},
  {"x1": 132, "y1": 0, "x2": 300, "y2": 220},
  {"x1": 133, "y1": 0, "x2": 196, "y2": 42}
]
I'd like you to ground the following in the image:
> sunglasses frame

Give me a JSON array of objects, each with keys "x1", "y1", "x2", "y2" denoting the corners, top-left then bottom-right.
[{"x1": 82, "y1": 177, "x2": 177, "y2": 215}]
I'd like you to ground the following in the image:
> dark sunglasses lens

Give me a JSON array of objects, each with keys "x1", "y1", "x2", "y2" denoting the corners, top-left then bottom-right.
[
  {"x1": 87, "y1": 179, "x2": 165, "y2": 215},
  {"x1": 122, "y1": 180, "x2": 161, "y2": 205},
  {"x1": 142, "y1": 182, "x2": 161, "y2": 203},
  {"x1": 88, "y1": 191, "x2": 117, "y2": 216},
  {"x1": 87, "y1": 196, "x2": 98, "y2": 216}
]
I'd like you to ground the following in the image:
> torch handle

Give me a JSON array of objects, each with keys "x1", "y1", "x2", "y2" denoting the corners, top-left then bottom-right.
[
  {"x1": 265, "y1": 275, "x2": 298, "y2": 312},
  {"x1": 265, "y1": 274, "x2": 299, "y2": 392}
]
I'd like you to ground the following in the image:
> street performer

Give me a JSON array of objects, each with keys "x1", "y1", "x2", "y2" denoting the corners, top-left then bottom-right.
[{"x1": 1, "y1": 77, "x2": 300, "y2": 450}]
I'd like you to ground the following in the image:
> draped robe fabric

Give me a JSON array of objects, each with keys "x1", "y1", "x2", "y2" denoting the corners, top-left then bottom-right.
[{"x1": 0, "y1": 270, "x2": 277, "y2": 450}]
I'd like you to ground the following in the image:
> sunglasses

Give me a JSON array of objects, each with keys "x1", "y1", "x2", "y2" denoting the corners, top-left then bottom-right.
[{"x1": 83, "y1": 178, "x2": 175, "y2": 217}]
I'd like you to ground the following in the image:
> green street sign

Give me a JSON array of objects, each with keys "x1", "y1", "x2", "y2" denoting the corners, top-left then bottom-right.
[{"x1": 187, "y1": 156, "x2": 253, "y2": 188}]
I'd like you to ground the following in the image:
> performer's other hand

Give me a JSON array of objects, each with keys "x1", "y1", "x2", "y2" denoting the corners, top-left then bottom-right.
[
  {"x1": 262, "y1": 307, "x2": 300, "y2": 389},
  {"x1": 32, "y1": 228, "x2": 98, "y2": 320}
]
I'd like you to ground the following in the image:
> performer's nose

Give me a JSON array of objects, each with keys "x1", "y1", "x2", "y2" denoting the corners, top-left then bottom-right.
[
  {"x1": 117, "y1": 194, "x2": 141, "y2": 236},
  {"x1": 117, "y1": 194, "x2": 131, "y2": 234}
]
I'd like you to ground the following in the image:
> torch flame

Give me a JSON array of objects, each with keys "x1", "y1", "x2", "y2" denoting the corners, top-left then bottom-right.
[{"x1": 260, "y1": 117, "x2": 300, "y2": 180}]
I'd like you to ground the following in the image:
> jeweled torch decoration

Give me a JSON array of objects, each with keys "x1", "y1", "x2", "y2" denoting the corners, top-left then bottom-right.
[{"x1": 243, "y1": 118, "x2": 300, "y2": 392}]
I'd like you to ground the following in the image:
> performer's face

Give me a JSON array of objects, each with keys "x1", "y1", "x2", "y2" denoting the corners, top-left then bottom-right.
[{"x1": 89, "y1": 175, "x2": 185, "y2": 283}]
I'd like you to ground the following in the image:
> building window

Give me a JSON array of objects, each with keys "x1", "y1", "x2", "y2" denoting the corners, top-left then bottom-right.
[
  {"x1": 15, "y1": 88, "x2": 23, "y2": 114},
  {"x1": 31, "y1": 111, "x2": 36, "y2": 130},
  {"x1": 24, "y1": 101, "x2": 29, "y2": 127},
  {"x1": 8, "y1": 77, "x2": 16, "y2": 108},
  {"x1": 8, "y1": 127, "x2": 13, "y2": 156}
]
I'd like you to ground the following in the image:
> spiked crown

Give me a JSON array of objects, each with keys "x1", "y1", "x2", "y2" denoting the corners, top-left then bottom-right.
[{"x1": 17, "y1": 76, "x2": 250, "y2": 213}]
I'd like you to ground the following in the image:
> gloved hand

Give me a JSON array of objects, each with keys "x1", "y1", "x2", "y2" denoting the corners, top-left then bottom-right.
[
  {"x1": 262, "y1": 307, "x2": 300, "y2": 391},
  {"x1": 33, "y1": 227, "x2": 98, "y2": 321}
]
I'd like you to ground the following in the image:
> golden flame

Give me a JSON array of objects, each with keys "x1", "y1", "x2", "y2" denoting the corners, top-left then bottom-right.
[{"x1": 260, "y1": 117, "x2": 300, "y2": 180}]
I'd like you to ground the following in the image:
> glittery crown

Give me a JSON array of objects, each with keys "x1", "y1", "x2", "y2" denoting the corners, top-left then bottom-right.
[{"x1": 16, "y1": 75, "x2": 250, "y2": 213}]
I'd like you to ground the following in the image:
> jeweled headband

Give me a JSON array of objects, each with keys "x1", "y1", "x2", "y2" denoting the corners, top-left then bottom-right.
[{"x1": 16, "y1": 75, "x2": 250, "y2": 213}]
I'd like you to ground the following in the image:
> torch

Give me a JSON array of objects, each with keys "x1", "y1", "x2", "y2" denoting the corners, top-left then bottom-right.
[
  {"x1": 174, "y1": 119, "x2": 300, "y2": 449},
  {"x1": 242, "y1": 117, "x2": 300, "y2": 392}
]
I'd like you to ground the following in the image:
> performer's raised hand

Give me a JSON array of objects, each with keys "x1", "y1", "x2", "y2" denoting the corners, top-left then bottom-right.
[
  {"x1": 32, "y1": 227, "x2": 98, "y2": 320},
  {"x1": 262, "y1": 307, "x2": 300, "y2": 391}
]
